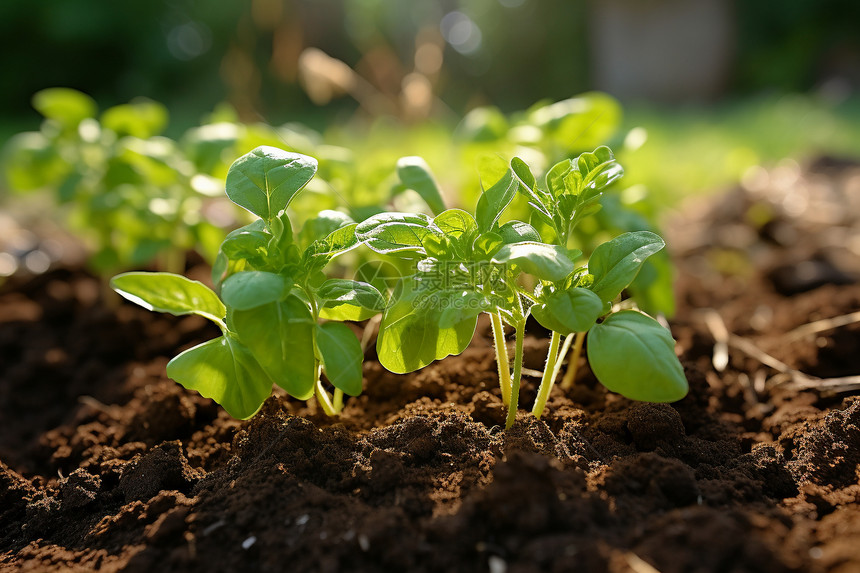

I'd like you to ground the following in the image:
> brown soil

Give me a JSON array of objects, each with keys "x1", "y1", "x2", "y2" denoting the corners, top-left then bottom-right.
[{"x1": 2, "y1": 157, "x2": 860, "y2": 572}]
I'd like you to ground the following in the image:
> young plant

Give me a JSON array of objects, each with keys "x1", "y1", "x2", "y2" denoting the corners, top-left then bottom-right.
[
  {"x1": 111, "y1": 146, "x2": 385, "y2": 418},
  {"x1": 357, "y1": 155, "x2": 581, "y2": 428},
  {"x1": 1, "y1": 87, "x2": 226, "y2": 279},
  {"x1": 511, "y1": 147, "x2": 688, "y2": 418},
  {"x1": 359, "y1": 149, "x2": 687, "y2": 428}
]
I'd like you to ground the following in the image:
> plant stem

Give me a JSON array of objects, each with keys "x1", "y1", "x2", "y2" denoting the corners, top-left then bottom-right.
[
  {"x1": 315, "y1": 378, "x2": 338, "y2": 417},
  {"x1": 560, "y1": 331, "x2": 586, "y2": 390},
  {"x1": 553, "y1": 333, "x2": 575, "y2": 382},
  {"x1": 490, "y1": 311, "x2": 512, "y2": 405},
  {"x1": 531, "y1": 330, "x2": 561, "y2": 418},
  {"x1": 333, "y1": 388, "x2": 344, "y2": 413},
  {"x1": 313, "y1": 360, "x2": 340, "y2": 417},
  {"x1": 505, "y1": 319, "x2": 526, "y2": 430}
]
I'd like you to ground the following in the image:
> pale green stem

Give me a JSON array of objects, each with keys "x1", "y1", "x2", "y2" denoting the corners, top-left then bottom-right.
[
  {"x1": 531, "y1": 330, "x2": 561, "y2": 418},
  {"x1": 505, "y1": 320, "x2": 526, "y2": 430},
  {"x1": 333, "y1": 388, "x2": 344, "y2": 413},
  {"x1": 314, "y1": 359, "x2": 339, "y2": 417},
  {"x1": 560, "y1": 331, "x2": 586, "y2": 390},
  {"x1": 490, "y1": 311, "x2": 512, "y2": 405},
  {"x1": 315, "y1": 378, "x2": 338, "y2": 417},
  {"x1": 553, "y1": 333, "x2": 575, "y2": 383}
]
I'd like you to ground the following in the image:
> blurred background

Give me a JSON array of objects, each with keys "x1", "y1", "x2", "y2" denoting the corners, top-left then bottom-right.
[{"x1": 1, "y1": 0, "x2": 859, "y2": 196}]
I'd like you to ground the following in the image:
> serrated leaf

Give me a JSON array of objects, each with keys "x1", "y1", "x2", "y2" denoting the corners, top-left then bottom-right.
[
  {"x1": 166, "y1": 334, "x2": 272, "y2": 419},
  {"x1": 587, "y1": 310, "x2": 688, "y2": 402},
  {"x1": 111, "y1": 272, "x2": 225, "y2": 326},
  {"x1": 226, "y1": 146, "x2": 317, "y2": 221}
]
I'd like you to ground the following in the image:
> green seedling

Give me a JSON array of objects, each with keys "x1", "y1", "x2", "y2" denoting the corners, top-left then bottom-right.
[
  {"x1": 511, "y1": 147, "x2": 688, "y2": 418},
  {"x1": 111, "y1": 146, "x2": 385, "y2": 418},
  {"x1": 1, "y1": 88, "x2": 225, "y2": 280},
  {"x1": 358, "y1": 155, "x2": 583, "y2": 428},
  {"x1": 359, "y1": 149, "x2": 687, "y2": 428}
]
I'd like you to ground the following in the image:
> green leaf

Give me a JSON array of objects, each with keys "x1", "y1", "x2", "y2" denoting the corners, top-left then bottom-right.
[
  {"x1": 475, "y1": 161, "x2": 518, "y2": 232},
  {"x1": 589, "y1": 231, "x2": 665, "y2": 304},
  {"x1": 316, "y1": 322, "x2": 364, "y2": 396},
  {"x1": 586, "y1": 310, "x2": 688, "y2": 402},
  {"x1": 101, "y1": 99, "x2": 169, "y2": 139},
  {"x1": 1, "y1": 132, "x2": 68, "y2": 191},
  {"x1": 433, "y1": 209, "x2": 477, "y2": 241},
  {"x1": 299, "y1": 210, "x2": 354, "y2": 248},
  {"x1": 376, "y1": 280, "x2": 477, "y2": 373},
  {"x1": 498, "y1": 220, "x2": 541, "y2": 244},
  {"x1": 221, "y1": 271, "x2": 290, "y2": 311},
  {"x1": 218, "y1": 220, "x2": 271, "y2": 269},
  {"x1": 510, "y1": 156, "x2": 536, "y2": 193},
  {"x1": 111, "y1": 272, "x2": 225, "y2": 326},
  {"x1": 166, "y1": 334, "x2": 272, "y2": 419},
  {"x1": 396, "y1": 156, "x2": 446, "y2": 215},
  {"x1": 472, "y1": 232, "x2": 504, "y2": 259},
  {"x1": 225, "y1": 146, "x2": 318, "y2": 221},
  {"x1": 304, "y1": 223, "x2": 359, "y2": 262},
  {"x1": 355, "y1": 212, "x2": 438, "y2": 255},
  {"x1": 574, "y1": 146, "x2": 624, "y2": 191},
  {"x1": 32, "y1": 88, "x2": 96, "y2": 129},
  {"x1": 438, "y1": 291, "x2": 491, "y2": 328},
  {"x1": 231, "y1": 296, "x2": 317, "y2": 400},
  {"x1": 318, "y1": 279, "x2": 386, "y2": 322},
  {"x1": 491, "y1": 242, "x2": 575, "y2": 282},
  {"x1": 531, "y1": 288, "x2": 604, "y2": 335}
]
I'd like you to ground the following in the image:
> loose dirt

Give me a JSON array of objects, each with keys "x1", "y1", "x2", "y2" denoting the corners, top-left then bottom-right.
[{"x1": 2, "y1": 157, "x2": 859, "y2": 572}]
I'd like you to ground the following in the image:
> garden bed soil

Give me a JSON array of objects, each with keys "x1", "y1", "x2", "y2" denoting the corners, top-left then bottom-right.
[{"x1": 2, "y1": 157, "x2": 860, "y2": 572}]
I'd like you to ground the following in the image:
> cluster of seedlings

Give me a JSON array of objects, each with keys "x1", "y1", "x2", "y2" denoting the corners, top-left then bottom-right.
[{"x1": 112, "y1": 145, "x2": 688, "y2": 427}]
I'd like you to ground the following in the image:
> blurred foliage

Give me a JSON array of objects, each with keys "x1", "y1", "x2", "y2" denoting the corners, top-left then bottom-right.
[
  {"x1": 3, "y1": 0, "x2": 857, "y2": 129},
  {"x1": 2, "y1": 88, "x2": 231, "y2": 275},
  {"x1": 620, "y1": 94, "x2": 860, "y2": 203},
  {"x1": 737, "y1": 0, "x2": 860, "y2": 91}
]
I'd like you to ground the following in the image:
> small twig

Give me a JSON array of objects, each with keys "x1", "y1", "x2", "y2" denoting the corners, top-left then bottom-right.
[
  {"x1": 520, "y1": 367, "x2": 544, "y2": 378},
  {"x1": 728, "y1": 334, "x2": 815, "y2": 382},
  {"x1": 78, "y1": 395, "x2": 116, "y2": 416},
  {"x1": 778, "y1": 375, "x2": 860, "y2": 393},
  {"x1": 753, "y1": 370, "x2": 767, "y2": 394},
  {"x1": 702, "y1": 309, "x2": 730, "y2": 372},
  {"x1": 624, "y1": 552, "x2": 662, "y2": 573},
  {"x1": 785, "y1": 311, "x2": 860, "y2": 342},
  {"x1": 737, "y1": 372, "x2": 759, "y2": 405}
]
